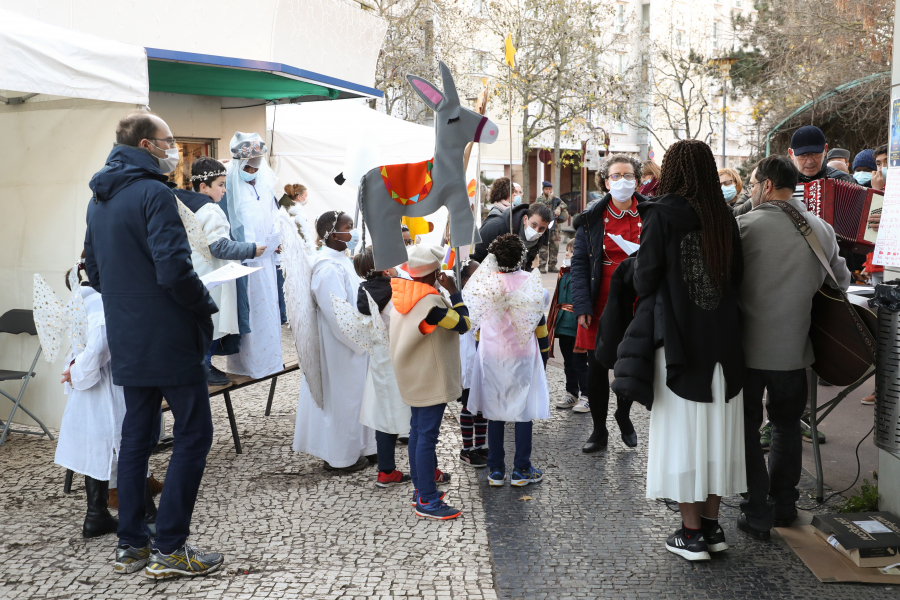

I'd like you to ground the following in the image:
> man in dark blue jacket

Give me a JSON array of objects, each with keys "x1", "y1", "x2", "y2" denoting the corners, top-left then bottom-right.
[{"x1": 84, "y1": 111, "x2": 224, "y2": 579}]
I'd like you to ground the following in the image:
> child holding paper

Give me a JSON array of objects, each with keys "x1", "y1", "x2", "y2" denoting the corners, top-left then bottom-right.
[{"x1": 174, "y1": 157, "x2": 265, "y2": 386}]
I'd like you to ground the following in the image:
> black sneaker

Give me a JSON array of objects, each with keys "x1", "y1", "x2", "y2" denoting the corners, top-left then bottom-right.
[
  {"x1": 207, "y1": 366, "x2": 231, "y2": 387},
  {"x1": 665, "y1": 528, "x2": 711, "y2": 561},
  {"x1": 476, "y1": 447, "x2": 489, "y2": 459},
  {"x1": 143, "y1": 543, "x2": 224, "y2": 579},
  {"x1": 773, "y1": 509, "x2": 798, "y2": 528},
  {"x1": 460, "y1": 448, "x2": 487, "y2": 468},
  {"x1": 700, "y1": 518, "x2": 728, "y2": 553}
]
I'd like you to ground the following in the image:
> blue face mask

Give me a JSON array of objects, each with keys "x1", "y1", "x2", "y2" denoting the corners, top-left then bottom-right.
[
  {"x1": 338, "y1": 228, "x2": 360, "y2": 251},
  {"x1": 854, "y1": 171, "x2": 873, "y2": 185},
  {"x1": 883, "y1": 167, "x2": 888, "y2": 177},
  {"x1": 239, "y1": 168, "x2": 257, "y2": 182},
  {"x1": 512, "y1": 195, "x2": 522, "y2": 206},
  {"x1": 721, "y1": 185, "x2": 737, "y2": 201}
]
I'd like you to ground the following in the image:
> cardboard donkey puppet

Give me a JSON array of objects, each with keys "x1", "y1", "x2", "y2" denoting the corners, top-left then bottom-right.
[{"x1": 355, "y1": 62, "x2": 498, "y2": 270}]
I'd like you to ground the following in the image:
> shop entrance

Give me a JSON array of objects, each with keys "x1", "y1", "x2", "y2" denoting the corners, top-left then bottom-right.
[{"x1": 168, "y1": 138, "x2": 217, "y2": 190}]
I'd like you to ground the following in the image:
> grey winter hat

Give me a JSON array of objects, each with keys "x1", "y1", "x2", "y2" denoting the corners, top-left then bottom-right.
[{"x1": 230, "y1": 132, "x2": 267, "y2": 160}]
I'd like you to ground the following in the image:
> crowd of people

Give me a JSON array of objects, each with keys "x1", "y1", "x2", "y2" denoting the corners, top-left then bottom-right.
[{"x1": 49, "y1": 108, "x2": 883, "y2": 583}]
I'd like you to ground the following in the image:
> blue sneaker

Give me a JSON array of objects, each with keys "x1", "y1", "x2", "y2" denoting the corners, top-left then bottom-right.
[
  {"x1": 511, "y1": 466, "x2": 543, "y2": 487},
  {"x1": 410, "y1": 489, "x2": 445, "y2": 506},
  {"x1": 487, "y1": 469, "x2": 507, "y2": 487},
  {"x1": 414, "y1": 497, "x2": 461, "y2": 520}
]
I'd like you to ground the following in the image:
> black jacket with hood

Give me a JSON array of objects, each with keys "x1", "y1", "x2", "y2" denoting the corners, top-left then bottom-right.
[
  {"x1": 84, "y1": 145, "x2": 218, "y2": 387},
  {"x1": 631, "y1": 194, "x2": 744, "y2": 403},
  {"x1": 471, "y1": 203, "x2": 548, "y2": 266}
]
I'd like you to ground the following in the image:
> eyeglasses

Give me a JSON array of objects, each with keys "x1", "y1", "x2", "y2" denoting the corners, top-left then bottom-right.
[
  {"x1": 148, "y1": 137, "x2": 178, "y2": 146},
  {"x1": 750, "y1": 179, "x2": 767, "y2": 190},
  {"x1": 608, "y1": 173, "x2": 636, "y2": 181},
  {"x1": 795, "y1": 152, "x2": 823, "y2": 164}
]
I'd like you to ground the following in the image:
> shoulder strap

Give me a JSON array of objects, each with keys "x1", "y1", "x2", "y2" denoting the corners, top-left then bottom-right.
[{"x1": 768, "y1": 199, "x2": 875, "y2": 361}]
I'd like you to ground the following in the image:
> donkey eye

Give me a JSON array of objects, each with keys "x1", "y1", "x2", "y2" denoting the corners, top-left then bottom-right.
[{"x1": 447, "y1": 116, "x2": 460, "y2": 124}]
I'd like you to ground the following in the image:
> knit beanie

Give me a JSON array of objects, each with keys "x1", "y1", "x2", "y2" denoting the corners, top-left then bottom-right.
[
  {"x1": 404, "y1": 244, "x2": 444, "y2": 278},
  {"x1": 853, "y1": 149, "x2": 876, "y2": 172}
]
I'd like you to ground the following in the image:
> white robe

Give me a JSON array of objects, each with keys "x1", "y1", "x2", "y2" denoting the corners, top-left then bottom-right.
[
  {"x1": 359, "y1": 300, "x2": 411, "y2": 436},
  {"x1": 192, "y1": 203, "x2": 240, "y2": 340},
  {"x1": 293, "y1": 247, "x2": 376, "y2": 467},
  {"x1": 227, "y1": 180, "x2": 284, "y2": 378},
  {"x1": 54, "y1": 288, "x2": 126, "y2": 482}
]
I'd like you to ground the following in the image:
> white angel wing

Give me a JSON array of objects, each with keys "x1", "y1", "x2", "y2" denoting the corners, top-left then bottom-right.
[
  {"x1": 331, "y1": 294, "x2": 377, "y2": 355},
  {"x1": 289, "y1": 204, "x2": 318, "y2": 255},
  {"x1": 462, "y1": 255, "x2": 543, "y2": 348},
  {"x1": 462, "y1": 253, "x2": 503, "y2": 332},
  {"x1": 175, "y1": 197, "x2": 213, "y2": 266},
  {"x1": 33, "y1": 269, "x2": 89, "y2": 363},
  {"x1": 278, "y1": 207, "x2": 324, "y2": 408},
  {"x1": 366, "y1": 290, "x2": 390, "y2": 348},
  {"x1": 507, "y1": 268, "x2": 545, "y2": 348},
  {"x1": 33, "y1": 274, "x2": 66, "y2": 363}
]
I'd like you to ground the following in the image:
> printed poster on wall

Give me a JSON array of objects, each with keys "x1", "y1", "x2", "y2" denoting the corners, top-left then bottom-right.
[
  {"x1": 892, "y1": 99, "x2": 900, "y2": 168},
  {"x1": 872, "y1": 167, "x2": 900, "y2": 267}
]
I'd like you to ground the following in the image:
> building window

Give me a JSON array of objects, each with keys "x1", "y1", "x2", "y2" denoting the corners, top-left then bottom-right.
[
  {"x1": 616, "y1": 4, "x2": 625, "y2": 33},
  {"x1": 472, "y1": 0, "x2": 482, "y2": 13},
  {"x1": 618, "y1": 54, "x2": 625, "y2": 75},
  {"x1": 733, "y1": 0, "x2": 742, "y2": 6},
  {"x1": 471, "y1": 50, "x2": 489, "y2": 74},
  {"x1": 712, "y1": 21, "x2": 718, "y2": 47},
  {"x1": 641, "y1": 4, "x2": 650, "y2": 33},
  {"x1": 675, "y1": 29, "x2": 683, "y2": 46}
]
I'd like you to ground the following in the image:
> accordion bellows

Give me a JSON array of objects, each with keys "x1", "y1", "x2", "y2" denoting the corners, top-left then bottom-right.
[{"x1": 803, "y1": 179, "x2": 883, "y2": 254}]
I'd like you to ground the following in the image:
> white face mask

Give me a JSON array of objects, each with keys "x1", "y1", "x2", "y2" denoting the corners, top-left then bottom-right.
[
  {"x1": 524, "y1": 224, "x2": 541, "y2": 241},
  {"x1": 150, "y1": 143, "x2": 180, "y2": 174},
  {"x1": 609, "y1": 178, "x2": 636, "y2": 202},
  {"x1": 563, "y1": 258, "x2": 572, "y2": 267}
]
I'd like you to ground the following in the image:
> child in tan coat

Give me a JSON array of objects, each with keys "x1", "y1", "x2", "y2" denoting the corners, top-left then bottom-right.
[{"x1": 390, "y1": 244, "x2": 470, "y2": 520}]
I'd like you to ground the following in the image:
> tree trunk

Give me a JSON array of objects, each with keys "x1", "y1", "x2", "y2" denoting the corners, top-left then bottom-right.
[
  {"x1": 521, "y1": 105, "x2": 531, "y2": 203},
  {"x1": 553, "y1": 108, "x2": 562, "y2": 197}
]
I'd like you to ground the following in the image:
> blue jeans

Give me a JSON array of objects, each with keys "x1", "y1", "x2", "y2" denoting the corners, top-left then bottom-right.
[
  {"x1": 118, "y1": 382, "x2": 214, "y2": 554},
  {"x1": 408, "y1": 404, "x2": 446, "y2": 503},
  {"x1": 375, "y1": 430, "x2": 398, "y2": 473},
  {"x1": 205, "y1": 340, "x2": 219, "y2": 367},
  {"x1": 276, "y1": 266, "x2": 287, "y2": 324},
  {"x1": 486, "y1": 420, "x2": 533, "y2": 473}
]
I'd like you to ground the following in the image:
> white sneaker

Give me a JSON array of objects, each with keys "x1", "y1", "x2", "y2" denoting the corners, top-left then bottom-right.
[
  {"x1": 572, "y1": 398, "x2": 590, "y2": 413},
  {"x1": 555, "y1": 392, "x2": 578, "y2": 409}
]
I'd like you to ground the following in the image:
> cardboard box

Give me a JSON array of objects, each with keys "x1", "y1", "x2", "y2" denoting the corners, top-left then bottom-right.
[
  {"x1": 779, "y1": 525, "x2": 900, "y2": 584},
  {"x1": 811, "y1": 512, "x2": 900, "y2": 568}
]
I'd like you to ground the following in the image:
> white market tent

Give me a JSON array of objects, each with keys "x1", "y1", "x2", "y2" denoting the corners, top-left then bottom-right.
[
  {"x1": 0, "y1": 9, "x2": 149, "y2": 437},
  {"x1": 0, "y1": 3, "x2": 387, "y2": 433},
  {"x1": 268, "y1": 100, "x2": 450, "y2": 247}
]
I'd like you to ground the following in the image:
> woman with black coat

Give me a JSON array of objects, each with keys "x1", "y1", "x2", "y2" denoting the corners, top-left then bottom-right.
[
  {"x1": 634, "y1": 140, "x2": 745, "y2": 562},
  {"x1": 570, "y1": 155, "x2": 647, "y2": 453}
]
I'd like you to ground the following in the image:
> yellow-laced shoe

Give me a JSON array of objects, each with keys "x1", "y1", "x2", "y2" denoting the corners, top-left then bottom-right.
[
  {"x1": 143, "y1": 543, "x2": 224, "y2": 579},
  {"x1": 114, "y1": 544, "x2": 151, "y2": 574}
]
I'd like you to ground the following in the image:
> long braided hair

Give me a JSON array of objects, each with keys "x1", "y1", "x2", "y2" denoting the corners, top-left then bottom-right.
[{"x1": 656, "y1": 140, "x2": 733, "y2": 290}]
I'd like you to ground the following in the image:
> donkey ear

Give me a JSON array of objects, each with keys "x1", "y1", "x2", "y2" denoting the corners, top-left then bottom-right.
[
  {"x1": 407, "y1": 75, "x2": 445, "y2": 112},
  {"x1": 438, "y1": 61, "x2": 460, "y2": 107}
]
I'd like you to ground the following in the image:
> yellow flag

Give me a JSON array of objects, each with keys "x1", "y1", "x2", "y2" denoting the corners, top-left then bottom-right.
[{"x1": 504, "y1": 34, "x2": 516, "y2": 68}]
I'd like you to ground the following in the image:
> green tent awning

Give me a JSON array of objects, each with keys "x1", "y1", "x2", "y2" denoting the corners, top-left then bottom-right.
[{"x1": 148, "y1": 60, "x2": 340, "y2": 100}]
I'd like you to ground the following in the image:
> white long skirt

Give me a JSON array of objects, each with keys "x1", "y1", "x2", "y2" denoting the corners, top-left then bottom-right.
[{"x1": 646, "y1": 347, "x2": 746, "y2": 503}]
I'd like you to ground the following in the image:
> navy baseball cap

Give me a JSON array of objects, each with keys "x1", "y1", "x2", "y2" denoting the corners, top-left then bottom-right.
[
  {"x1": 542, "y1": 180, "x2": 553, "y2": 188},
  {"x1": 790, "y1": 126, "x2": 827, "y2": 155}
]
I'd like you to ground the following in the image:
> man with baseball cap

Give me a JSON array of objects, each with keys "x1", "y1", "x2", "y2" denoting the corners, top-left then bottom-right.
[{"x1": 787, "y1": 126, "x2": 855, "y2": 187}]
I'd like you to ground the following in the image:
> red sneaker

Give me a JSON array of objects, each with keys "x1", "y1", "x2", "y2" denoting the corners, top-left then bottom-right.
[
  {"x1": 375, "y1": 470, "x2": 412, "y2": 488},
  {"x1": 435, "y1": 468, "x2": 451, "y2": 484}
]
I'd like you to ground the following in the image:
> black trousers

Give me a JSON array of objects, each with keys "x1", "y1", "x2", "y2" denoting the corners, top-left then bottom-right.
[
  {"x1": 557, "y1": 335, "x2": 588, "y2": 397},
  {"x1": 586, "y1": 352, "x2": 634, "y2": 437},
  {"x1": 740, "y1": 368, "x2": 808, "y2": 530}
]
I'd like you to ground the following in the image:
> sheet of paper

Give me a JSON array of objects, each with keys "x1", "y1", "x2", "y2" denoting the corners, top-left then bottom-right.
[
  {"x1": 608, "y1": 232, "x2": 640, "y2": 256},
  {"x1": 848, "y1": 285, "x2": 874, "y2": 293},
  {"x1": 259, "y1": 232, "x2": 282, "y2": 258},
  {"x1": 200, "y1": 263, "x2": 261, "y2": 291},
  {"x1": 854, "y1": 520, "x2": 893, "y2": 534}
]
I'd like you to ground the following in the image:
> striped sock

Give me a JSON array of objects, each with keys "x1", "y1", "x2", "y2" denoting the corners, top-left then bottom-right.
[
  {"x1": 473, "y1": 413, "x2": 488, "y2": 448},
  {"x1": 460, "y1": 408, "x2": 475, "y2": 449}
]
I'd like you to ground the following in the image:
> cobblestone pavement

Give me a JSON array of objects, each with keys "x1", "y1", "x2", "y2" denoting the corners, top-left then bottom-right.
[
  {"x1": 0, "y1": 327, "x2": 897, "y2": 599},
  {"x1": 0, "y1": 331, "x2": 494, "y2": 599},
  {"x1": 482, "y1": 371, "x2": 898, "y2": 600}
]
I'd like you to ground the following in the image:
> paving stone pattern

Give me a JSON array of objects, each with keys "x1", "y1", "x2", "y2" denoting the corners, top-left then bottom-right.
[
  {"x1": 0, "y1": 327, "x2": 896, "y2": 599},
  {"x1": 482, "y1": 371, "x2": 898, "y2": 600}
]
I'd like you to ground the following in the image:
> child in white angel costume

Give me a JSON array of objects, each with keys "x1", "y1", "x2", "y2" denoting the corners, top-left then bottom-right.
[
  {"x1": 285, "y1": 210, "x2": 376, "y2": 472},
  {"x1": 465, "y1": 234, "x2": 551, "y2": 488},
  {"x1": 34, "y1": 260, "x2": 157, "y2": 539}
]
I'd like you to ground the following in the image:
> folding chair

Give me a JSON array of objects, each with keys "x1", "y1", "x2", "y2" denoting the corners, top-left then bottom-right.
[{"x1": 0, "y1": 309, "x2": 54, "y2": 446}]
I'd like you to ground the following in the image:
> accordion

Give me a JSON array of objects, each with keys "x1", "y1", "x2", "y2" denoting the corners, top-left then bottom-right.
[{"x1": 802, "y1": 178, "x2": 883, "y2": 254}]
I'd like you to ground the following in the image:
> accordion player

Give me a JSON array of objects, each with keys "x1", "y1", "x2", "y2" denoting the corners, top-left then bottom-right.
[{"x1": 800, "y1": 178, "x2": 883, "y2": 255}]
